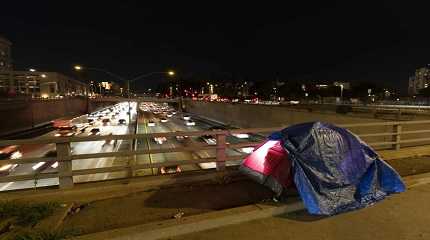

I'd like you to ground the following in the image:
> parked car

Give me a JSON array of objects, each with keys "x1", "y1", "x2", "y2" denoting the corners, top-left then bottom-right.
[
  {"x1": 160, "y1": 118, "x2": 168, "y2": 123},
  {"x1": 118, "y1": 119, "x2": 126, "y2": 125},
  {"x1": 148, "y1": 121, "x2": 156, "y2": 127},
  {"x1": 183, "y1": 115, "x2": 191, "y2": 120}
]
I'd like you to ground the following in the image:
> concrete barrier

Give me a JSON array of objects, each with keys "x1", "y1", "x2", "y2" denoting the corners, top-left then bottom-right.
[{"x1": 0, "y1": 98, "x2": 88, "y2": 136}]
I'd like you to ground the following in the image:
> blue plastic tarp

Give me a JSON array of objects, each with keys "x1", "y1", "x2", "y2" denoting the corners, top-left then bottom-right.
[{"x1": 263, "y1": 122, "x2": 406, "y2": 215}]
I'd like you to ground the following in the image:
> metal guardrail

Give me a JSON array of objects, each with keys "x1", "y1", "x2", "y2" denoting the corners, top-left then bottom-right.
[{"x1": 1, "y1": 120, "x2": 430, "y2": 190}]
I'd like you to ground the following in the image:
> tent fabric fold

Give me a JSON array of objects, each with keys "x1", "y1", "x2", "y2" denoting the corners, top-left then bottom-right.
[{"x1": 240, "y1": 121, "x2": 405, "y2": 215}]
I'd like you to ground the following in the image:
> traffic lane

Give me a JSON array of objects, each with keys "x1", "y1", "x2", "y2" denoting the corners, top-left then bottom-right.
[
  {"x1": 0, "y1": 104, "x2": 134, "y2": 191},
  {"x1": 137, "y1": 115, "x2": 198, "y2": 172},
  {"x1": 160, "y1": 115, "x2": 243, "y2": 155},
  {"x1": 139, "y1": 109, "x2": 246, "y2": 171},
  {"x1": 152, "y1": 111, "x2": 257, "y2": 157},
  {"x1": 146, "y1": 126, "x2": 199, "y2": 172},
  {"x1": 73, "y1": 115, "x2": 134, "y2": 183}
]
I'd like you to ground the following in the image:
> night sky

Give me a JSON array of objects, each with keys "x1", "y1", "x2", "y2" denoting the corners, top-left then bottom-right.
[{"x1": 1, "y1": 1, "x2": 429, "y2": 93}]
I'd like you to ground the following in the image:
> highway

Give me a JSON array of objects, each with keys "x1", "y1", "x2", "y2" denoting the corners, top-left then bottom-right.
[
  {"x1": 0, "y1": 102, "x2": 137, "y2": 191},
  {"x1": 0, "y1": 101, "x2": 263, "y2": 191},
  {"x1": 135, "y1": 102, "x2": 263, "y2": 175}
]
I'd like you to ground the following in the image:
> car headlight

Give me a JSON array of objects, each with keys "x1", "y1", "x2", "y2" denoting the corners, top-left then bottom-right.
[
  {"x1": 0, "y1": 164, "x2": 12, "y2": 171},
  {"x1": 11, "y1": 151, "x2": 22, "y2": 159}
]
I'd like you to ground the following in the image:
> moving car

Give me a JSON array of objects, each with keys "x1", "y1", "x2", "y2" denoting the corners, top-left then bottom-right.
[
  {"x1": 54, "y1": 130, "x2": 75, "y2": 137},
  {"x1": 147, "y1": 121, "x2": 156, "y2": 127},
  {"x1": 160, "y1": 118, "x2": 168, "y2": 123},
  {"x1": 208, "y1": 126, "x2": 227, "y2": 131},
  {"x1": 183, "y1": 115, "x2": 191, "y2": 120},
  {"x1": 89, "y1": 128, "x2": 100, "y2": 135},
  {"x1": 159, "y1": 165, "x2": 182, "y2": 174},
  {"x1": 0, "y1": 163, "x2": 18, "y2": 176},
  {"x1": 232, "y1": 133, "x2": 250, "y2": 139},
  {"x1": 175, "y1": 131, "x2": 189, "y2": 141},
  {"x1": 102, "y1": 118, "x2": 110, "y2": 125},
  {"x1": 240, "y1": 147, "x2": 255, "y2": 154},
  {"x1": 185, "y1": 120, "x2": 195, "y2": 126},
  {"x1": 201, "y1": 135, "x2": 217, "y2": 145},
  {"x1": 0, "y1": 145, "x2": 21, "y2": 160},
  {"x1": 154, "y1": 136, "x2": 167, "y2": 144},
  {"x1": 0, "y1": 145, "x2": 21, "y2": 176},
  {"x1": 32, "y1": 150, "x2": 58, "y2": 172}
]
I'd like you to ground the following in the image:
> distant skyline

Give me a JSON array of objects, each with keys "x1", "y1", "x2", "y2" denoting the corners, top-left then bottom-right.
[{"x1": 1, "y1": 1, "x2": 430, "y2": 94}]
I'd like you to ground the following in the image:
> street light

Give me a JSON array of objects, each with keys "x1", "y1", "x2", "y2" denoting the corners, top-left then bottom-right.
[
  {"x1": 29, "y1": 68, "x2": 36, "y2": 72},
  {"x1": 73, "y1": 65, "x2": 175, "y2": 121},
  {"x1": 339, "y1": 84, "x2": 344, "y2": 102},
  {"x1": 40, "y1": 74, "x2": 47, "y2": 78}
]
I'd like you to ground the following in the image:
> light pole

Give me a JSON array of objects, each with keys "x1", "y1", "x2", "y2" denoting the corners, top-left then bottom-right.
[
  {"x1": 340, "y1": 84, "x2": 344, "y2": 103},
  {"x1": 74, "y1": 65, "x2": 174, "y2": 122}
]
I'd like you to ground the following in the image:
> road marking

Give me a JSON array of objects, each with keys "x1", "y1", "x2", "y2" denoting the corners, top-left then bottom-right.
[
  {"x1": 143, "y1": 118, "x2": 155, "y2": 175},
  {"x1": 0, "y1": 182, "x2": 14, "y2": 191}
]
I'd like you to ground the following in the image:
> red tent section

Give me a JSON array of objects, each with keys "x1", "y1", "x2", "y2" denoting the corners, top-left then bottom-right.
[{"x1": 241, "y1": 140, "x2": 293, "y2": 193}]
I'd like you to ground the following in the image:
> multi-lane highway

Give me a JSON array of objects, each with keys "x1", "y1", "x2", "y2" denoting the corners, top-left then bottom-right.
[
  {"x1": 0, "y1": 102, "x2": 137, "y2": 191},
  {"x1": 0, "y1": 101, "x2": 263, "y2": 192},
  {"x1": 135, "y1": 102, "x2": 263, "y2": 175}
]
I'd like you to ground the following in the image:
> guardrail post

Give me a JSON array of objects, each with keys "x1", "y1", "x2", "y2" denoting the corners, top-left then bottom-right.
[
  {"x1": 216, "y1": 133, "x2": 226, "y2": 171},
  {"x1": 56, "y1": 141, "x2": 74, "y2": 189},
  {"x1": 392, "y1": 124, "x2": 402, "y2": 150},
  {"x1": 396, "y1": 109, "x2": 401, "y2": 120}
]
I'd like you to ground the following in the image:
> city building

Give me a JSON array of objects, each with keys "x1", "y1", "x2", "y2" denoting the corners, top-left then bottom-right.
[
  {"x1": 408, "y1": 67, "x2": 430, "y2": 95},
  {"x1": 0, "y1": 36, "x2": 12, "y2": 71},
  {"x1": 0, "y1": 70, "x2": 87, "y2": 98},
  {"x1": 0, "y1": 36, "x2": 87, "y2": 98}
]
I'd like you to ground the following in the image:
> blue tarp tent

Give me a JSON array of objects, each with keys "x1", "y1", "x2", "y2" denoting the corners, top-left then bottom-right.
[{"x1": 242, "y1": 122, "x2": 405, "y2": 215}]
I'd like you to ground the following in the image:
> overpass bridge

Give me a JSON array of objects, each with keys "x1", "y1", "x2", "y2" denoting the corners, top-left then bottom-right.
[{"x1": 1, "y1": 119, "x2": 430, "y2": 190}]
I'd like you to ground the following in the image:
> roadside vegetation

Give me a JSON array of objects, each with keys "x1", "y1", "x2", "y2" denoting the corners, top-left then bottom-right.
[{"x1": 0, "y1": 201, "x2": 75, "y2": 240}]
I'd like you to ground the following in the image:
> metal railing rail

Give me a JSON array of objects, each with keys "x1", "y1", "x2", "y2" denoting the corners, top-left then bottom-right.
[{"x1": 2, "y1": 120, "x2": 430, "y2": 189}]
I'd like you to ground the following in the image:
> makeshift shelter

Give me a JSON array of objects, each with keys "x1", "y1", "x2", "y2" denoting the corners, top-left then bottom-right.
[{"x1": 240, "y1": 122, "x2": 405, "y2": 215}]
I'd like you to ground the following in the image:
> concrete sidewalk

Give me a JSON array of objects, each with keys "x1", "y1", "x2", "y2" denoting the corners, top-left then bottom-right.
[{"x1": 169, "y1": 182, "x2": 430, "y2": 240}]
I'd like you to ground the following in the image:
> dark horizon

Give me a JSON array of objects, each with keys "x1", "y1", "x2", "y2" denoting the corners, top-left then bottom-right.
[{"x1": 1, "y1": 1, "x2": 430, "y2": 93}]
